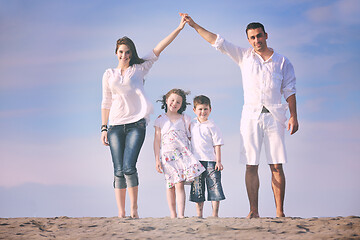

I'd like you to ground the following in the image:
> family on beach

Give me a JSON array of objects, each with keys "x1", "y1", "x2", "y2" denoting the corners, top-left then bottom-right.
[{"x1": 100, "y1": 14, "x2": 299, "y2": 219}]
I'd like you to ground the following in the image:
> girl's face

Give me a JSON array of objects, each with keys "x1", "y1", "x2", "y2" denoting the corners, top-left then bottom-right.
[
  {"x1": 166, "y1": 93, "x2": 183, "y2": 113},
  {"x1": 116, "y1": 44, "x2": 132, "y2": 66}
]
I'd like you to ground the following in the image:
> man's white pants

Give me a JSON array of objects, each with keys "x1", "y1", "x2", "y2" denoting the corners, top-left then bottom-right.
[{"x1": 240, "y1": 113, "x2": 287, "y2": 165}]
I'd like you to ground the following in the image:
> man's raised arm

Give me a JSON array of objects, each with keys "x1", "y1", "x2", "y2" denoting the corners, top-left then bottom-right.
[{"x1": 181, "y1": 13, "x2": 217, "y2": 45}]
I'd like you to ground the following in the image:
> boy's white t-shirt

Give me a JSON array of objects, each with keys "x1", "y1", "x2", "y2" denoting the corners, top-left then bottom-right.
[{"x1": 190, "y1": 118, "x2": 224, "y2": 162}]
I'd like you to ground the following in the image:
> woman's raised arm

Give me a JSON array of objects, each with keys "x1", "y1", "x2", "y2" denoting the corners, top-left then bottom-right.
[{"x1": 153, "y1": 15, "x2": 186, "y2": 57}]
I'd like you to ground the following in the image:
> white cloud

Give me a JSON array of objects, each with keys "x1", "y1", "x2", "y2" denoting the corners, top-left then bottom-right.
[{"x1": 306, "y1": 0, "x2": 360, "y2": 25}]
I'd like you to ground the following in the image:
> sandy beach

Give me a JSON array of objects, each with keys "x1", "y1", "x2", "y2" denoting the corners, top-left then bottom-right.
[{"x1": 0, "y1": 216, "x2": 359, "y2": 239}]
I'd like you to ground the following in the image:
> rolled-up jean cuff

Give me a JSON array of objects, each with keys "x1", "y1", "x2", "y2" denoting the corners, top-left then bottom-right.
[
  {"x1": 125, "y1": 172, "x2": 139, "y2": 188},
  {"x1": 114, "y1": 176, "x2": 127, "y2": 189}
]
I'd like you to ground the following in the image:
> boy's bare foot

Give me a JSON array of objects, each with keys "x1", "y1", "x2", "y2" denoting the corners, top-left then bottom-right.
[{"x1": 246, "y1": 211, "x2": 260, "y2": 219}]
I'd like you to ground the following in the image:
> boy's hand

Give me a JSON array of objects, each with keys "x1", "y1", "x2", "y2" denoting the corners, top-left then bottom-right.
[
  {"x1": 215, "y1": 162, "x2": 224, "y2": 171},
  {"x1": 156, "y1": 160, "x2": 163, "y2": 173}
]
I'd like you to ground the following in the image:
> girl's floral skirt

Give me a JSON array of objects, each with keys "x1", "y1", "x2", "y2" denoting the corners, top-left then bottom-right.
[{"x1": 161, "y1": 130, "x2": 205, "y2": 188}]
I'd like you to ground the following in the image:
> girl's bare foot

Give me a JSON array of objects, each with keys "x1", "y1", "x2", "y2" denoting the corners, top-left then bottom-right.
[{"x1": 130, "y1": 211, "x2": 139, "y2": 219}]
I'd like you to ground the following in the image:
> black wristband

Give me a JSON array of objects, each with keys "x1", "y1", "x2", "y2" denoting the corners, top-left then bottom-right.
[
  {"x1": 101, "y1": 128, "x2": 108, "y2": 132},
  {"x1": 101, "y1": 125, "x2": 108, "y2": 130}
]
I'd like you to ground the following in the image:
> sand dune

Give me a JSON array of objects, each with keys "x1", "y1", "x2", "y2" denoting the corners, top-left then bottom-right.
[{"x1": 1, "y1": 216, "x2": 359, "y2": 239}]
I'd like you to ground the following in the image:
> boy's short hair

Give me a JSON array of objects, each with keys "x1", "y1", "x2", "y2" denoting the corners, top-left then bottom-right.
[{"x1": 193, "y1": 95, "x2": 211, "y2": 109}]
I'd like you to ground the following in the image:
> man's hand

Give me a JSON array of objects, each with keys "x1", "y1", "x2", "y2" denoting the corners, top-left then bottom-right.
[
  {"x1": 179, "y1": 13, "x2": 196, "y2": 28},
  {"x1": 287, "y1": 116, "x2": 299, "y2": 135}
]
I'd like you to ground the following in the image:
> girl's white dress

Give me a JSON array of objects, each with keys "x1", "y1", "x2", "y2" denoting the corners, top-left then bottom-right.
[{"x1": 154, "y1": 113, "x2": 205, "y2": 188}]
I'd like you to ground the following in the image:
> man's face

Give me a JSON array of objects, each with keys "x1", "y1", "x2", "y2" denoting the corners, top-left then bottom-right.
[{"x1": 247, "y1": 28, "x2": 268, "y2": 53}]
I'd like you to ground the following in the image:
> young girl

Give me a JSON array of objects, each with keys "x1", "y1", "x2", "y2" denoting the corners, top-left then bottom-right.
[{"x1": 153, "y1": 89, "x2": 205, "y2": 218}]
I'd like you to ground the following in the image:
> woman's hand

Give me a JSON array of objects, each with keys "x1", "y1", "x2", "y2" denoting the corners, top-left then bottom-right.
[
  {"x1": 178, "y1": 14, "x2": 186, "y2": 30},
  {"x1": 179, "y1": 13, "x2": 195, "y2": 28},
  {"x1": 101, "y1": 131, "x2": 109, "y2": 146}
]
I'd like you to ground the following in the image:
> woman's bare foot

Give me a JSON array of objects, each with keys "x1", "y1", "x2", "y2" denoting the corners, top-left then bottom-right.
[{"x1": 118, "y1": 211, "x2": 126, "y2": 218}]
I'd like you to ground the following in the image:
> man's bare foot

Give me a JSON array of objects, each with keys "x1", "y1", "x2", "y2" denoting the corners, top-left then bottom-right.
[
  {"x1": 246, "y1": 211, "x2": 260, "y2": 219},
  {"x1": 276, "y1": 212, "x2": 285, "y2": 218}
]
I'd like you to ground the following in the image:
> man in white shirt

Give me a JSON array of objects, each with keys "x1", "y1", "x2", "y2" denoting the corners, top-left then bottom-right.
[{"x1": 182, "y1": 14, "x2": 299, "y2": 218}]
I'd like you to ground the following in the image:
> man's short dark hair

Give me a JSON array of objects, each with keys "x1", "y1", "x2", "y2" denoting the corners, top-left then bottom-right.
[{"x1": 246, "y1": 22, "x2": 266, "y2": 37}]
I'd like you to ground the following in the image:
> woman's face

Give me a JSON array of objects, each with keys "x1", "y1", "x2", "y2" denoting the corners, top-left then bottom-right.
[
  {"x1": 116, "y1": 44, "x2": 132, "y2": 66},
  {"x1": 166, "y1": 93, "x2": 183, "y2": 113}
]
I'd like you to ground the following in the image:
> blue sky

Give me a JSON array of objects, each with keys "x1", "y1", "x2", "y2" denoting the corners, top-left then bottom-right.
[{"x1": 0, "y1": 0, "x2": 359, "y2": 218}]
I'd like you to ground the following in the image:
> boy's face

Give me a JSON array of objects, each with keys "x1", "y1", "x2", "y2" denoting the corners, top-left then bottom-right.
[{"x1": 193, "y1": 104, "x2": 211, "y2": 123}]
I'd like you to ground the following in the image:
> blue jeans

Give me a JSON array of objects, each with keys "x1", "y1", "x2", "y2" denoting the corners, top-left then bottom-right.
[
  {"x1": 107, "y1": 118, "x2": 146, "y2": 189},
  {"x1": 189, "y1": 161, "x2": 225, "y2": 202}
]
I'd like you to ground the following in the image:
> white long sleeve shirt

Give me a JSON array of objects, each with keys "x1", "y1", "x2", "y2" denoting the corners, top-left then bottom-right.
[
  {"x1": 212, "y1": 35, "x2": 296, "y2": 125},
  {"x1": 101, "y1": 51, "x2": 158, "y2": 125}
]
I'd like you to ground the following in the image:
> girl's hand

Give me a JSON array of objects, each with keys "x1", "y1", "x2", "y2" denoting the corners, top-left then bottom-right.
[
  {"x1": 156, "y1": 160, "x2": 163, "y2": 173},
  {"x1": 101, "y1": 131, "x2": 109, "y2": 146},
  {"x1": 215, "y1": 162, "x2": 224, "y2": 171}
]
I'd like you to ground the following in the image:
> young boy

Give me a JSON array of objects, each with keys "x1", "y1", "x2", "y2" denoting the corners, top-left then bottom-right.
[{"x1": 189, "y1": 95, "x2": 225, "y2": 218}]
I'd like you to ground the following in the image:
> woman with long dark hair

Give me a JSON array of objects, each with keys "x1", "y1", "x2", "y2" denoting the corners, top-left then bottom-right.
[{"x1": 101, "y1": 16, "x2": 186, "y2": 218}]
